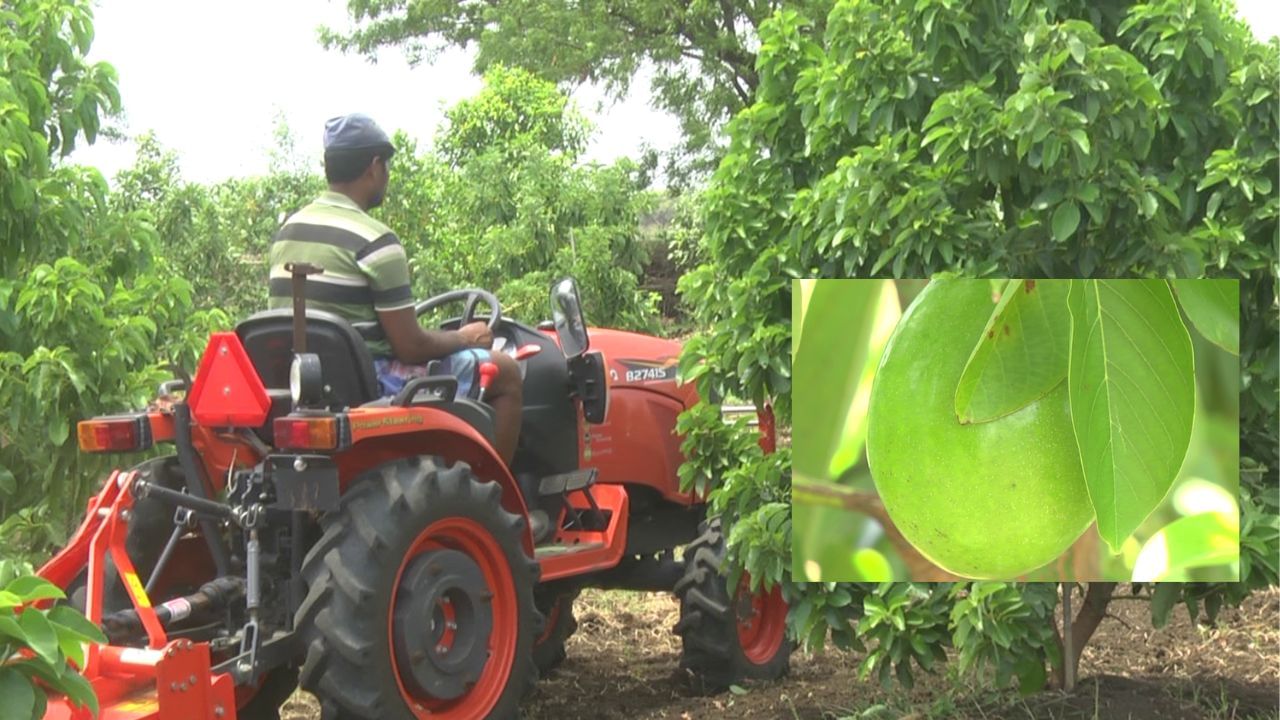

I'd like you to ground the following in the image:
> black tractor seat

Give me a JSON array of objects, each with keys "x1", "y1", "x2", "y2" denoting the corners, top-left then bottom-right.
[{"x1": 237, "y1": 308, "x2": 381, "y2": 408}]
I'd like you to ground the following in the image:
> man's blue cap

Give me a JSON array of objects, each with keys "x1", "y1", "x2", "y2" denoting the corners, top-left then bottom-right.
[{"x1": 323, "y1": 113, "x2": 392, "y2": 151}]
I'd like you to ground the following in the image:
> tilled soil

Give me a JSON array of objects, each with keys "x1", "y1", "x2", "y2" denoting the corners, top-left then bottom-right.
[{"x1": 281, "y1": 585, "x2": 1279, "y2": 720}]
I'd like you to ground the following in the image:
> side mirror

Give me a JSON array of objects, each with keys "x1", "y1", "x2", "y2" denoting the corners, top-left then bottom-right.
[{"x1": 551, "y1": 277, "x2": 589, "y2": 358}]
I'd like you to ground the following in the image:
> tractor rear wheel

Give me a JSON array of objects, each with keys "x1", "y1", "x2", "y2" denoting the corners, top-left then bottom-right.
[
  {"x1": 296, "y1": 457, "x2": 540, "y2": 720},
  {"x1": 532, "y1": 588, "x2": 579, "y2": 674},
  {"x1": 674, "y1": 518, "x2": 791, "y2": 693}
]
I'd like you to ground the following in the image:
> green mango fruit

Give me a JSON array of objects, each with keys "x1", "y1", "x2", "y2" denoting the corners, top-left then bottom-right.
[{"x1": 866, "y1": 279, "x2": 1092, "y2": 578}]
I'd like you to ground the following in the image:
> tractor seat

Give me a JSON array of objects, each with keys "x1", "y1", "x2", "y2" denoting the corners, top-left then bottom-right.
[
  {"x1": 235, "y1": 309, "x2": 497, "y2": 446},
  {"x1": 236, "y1": 308, "x2": 380, "y2": 408}
]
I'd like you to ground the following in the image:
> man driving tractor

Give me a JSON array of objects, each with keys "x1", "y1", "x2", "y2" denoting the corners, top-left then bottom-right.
[{"x1": 266, "y1": 113, "x2": 524, "y2": 464}]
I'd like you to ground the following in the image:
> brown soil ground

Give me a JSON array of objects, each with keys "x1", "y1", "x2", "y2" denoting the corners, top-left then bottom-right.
[{"x1": 280, "y1": 585, "x2": 1279, "y2": 720}]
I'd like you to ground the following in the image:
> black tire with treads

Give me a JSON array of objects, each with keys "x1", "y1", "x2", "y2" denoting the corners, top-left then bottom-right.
[
  {"x1": 673, "y1": 518, "x2": 791, "y2": 693},
  {"x1": 294, "y1": 457, "x2": 540, "y2": 720}
]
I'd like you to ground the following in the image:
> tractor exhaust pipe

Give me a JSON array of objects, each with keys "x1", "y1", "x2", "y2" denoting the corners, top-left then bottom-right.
[{"x1": 101, "y1": 576, "x2": 245, "y2": 643}]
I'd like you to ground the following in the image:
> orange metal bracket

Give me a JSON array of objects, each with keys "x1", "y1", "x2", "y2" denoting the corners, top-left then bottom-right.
[{"x1": 84, "y1": 471, "x2": 167, "y2": 677}]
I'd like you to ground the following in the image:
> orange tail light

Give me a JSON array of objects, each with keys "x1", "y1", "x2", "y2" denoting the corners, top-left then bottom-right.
[
  {"x1": 78, "y1": 415, "x2": 153, "y2": 453},
  {"x1": 273, "y1": 416, "x2": 344, "y2": 451}
]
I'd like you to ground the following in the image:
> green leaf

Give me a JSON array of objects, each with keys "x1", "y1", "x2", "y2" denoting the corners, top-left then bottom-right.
[
  {"x1": 1066, "y1": 280, "x2": 1195, "y2": 552},
  {"x1": 921, "y1": 126, "x2": 953, "y2": 148},
  {"x1": 1139, "y1": 192, "x2": 1158, "y2": 218},
  {"x1": 1068, "y1": 129, "x2": 1090, "y2": 156},
  {"x1": 1133, "y1": 512, "x2": 1239, "y2": 582},
  {"x1": 827, "y1": 286, "x2": 901, "y2": 476},
  {"x1": 0, "y1": 666, "x2": 36, "y2": 720},
  {"x1": 42, "y1": 662, "x2": 98, "y2": 714},
  {"x1": 1171, "y1": 279, "x2": 1238, "y2": 354},
  {"x1": 17, "y1": 610, "x2": 60, "y2": 665},
  {"x1": 850, "y1": 548, "x2": 892, "y2": 581},
  {"x1": 1014, "y1": 655, "x2": 1047, "y2": 695},
  {"x1": 4, "y1": 575, "x2": 65, "y2": 604},
  {"x1": 0, "y1": 465, "x2": 12, "y2": 496},
  {"x1": 47, "y1": 415, "x2": 69, "y2": 447},
  {"x1": 50, "y1": 621, "x2": 87, "y2": 669},
  {"x1": 955, "y1": 280, "x2": 1071, "y2": 424},
  {"x1": 1149, "y1": 583, "x2": 1179, "y2": 627},
  {"x1": 47, "y1": 606, "x2": 106, "y2": 668},
  {"x1": 46, "y1": 605, "x2": 106, "y2": 645},
  {"x1": 1051, "y1": 201, "x2": 1080, "y2": 242},
  {"x1": 1067, "y1": 37, "x2": 1087, "y2": 64},
  {"x1": 0, "y1": 613, "x2": 24, "y2": 644},
  {"x1": 793, "y1": 280, "x2": 887, "y2": 480}
]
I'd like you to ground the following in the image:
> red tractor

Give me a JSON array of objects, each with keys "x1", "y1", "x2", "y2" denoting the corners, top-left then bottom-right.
[{"x1": 35, "y1": 276, "x2": 790, "y2": 719}]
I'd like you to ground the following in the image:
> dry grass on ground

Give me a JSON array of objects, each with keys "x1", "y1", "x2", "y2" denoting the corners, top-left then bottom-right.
[{"x1": 281, "y1": 585, "x2": 1280, "y2": 720}]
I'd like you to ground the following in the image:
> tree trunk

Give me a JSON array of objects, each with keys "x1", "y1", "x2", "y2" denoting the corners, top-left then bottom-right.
[{"x1": 1053, "y1": 582, "x2": 1117, "y2": 689}]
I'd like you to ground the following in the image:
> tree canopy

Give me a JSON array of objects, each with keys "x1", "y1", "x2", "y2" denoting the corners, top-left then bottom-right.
[
  {"x1": 320, "y1": 0, "x2": 829, "y2": 181},
  {"x1": 0, "y1": 0, "x2": 223, "y2": 555}
]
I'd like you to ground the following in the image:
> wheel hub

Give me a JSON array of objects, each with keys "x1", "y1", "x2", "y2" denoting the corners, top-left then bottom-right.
[{"x1": 393, "y1": 548, "x2": 493, "y2": 700}]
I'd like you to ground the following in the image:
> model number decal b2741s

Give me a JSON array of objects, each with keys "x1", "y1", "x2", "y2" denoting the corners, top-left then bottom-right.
[
  {"x1": 619, "y1": 359, "x2": 678, "y2": 383},
  {"x1": 625, "y1": 367, "x2": 673, "y2": 382}
]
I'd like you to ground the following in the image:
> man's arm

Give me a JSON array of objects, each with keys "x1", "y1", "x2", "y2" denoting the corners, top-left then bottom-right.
[
  {"x1": 378, "y1": 308, "x2": 494, "y2": 364},
  {"x1": 360, "y1": 233, "x2": 491, "y2": 362},
  {"x1": 379, "y1": 307, "x2": 467, "y2": 364}
]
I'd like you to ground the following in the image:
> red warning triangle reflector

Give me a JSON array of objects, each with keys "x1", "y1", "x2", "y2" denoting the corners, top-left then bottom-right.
[{"x1": 187, "y1": 332, "x2": 271, "y2": 428}]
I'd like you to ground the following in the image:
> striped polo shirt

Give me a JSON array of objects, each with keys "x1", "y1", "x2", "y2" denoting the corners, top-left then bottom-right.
[{"x1": 267, "y1": 191, "x2": 412, "y2": 357}]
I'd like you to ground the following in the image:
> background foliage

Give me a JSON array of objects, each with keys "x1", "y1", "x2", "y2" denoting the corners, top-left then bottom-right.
[
  {"x1": 386, "y1": 66, "x2": 661, "y2": 330},
  {"x1": 0, "y1": 0, "x2": 225, "y2": 561},
  {"x1": 321, "y1": 0, "x2": 832, "y2": 184}
]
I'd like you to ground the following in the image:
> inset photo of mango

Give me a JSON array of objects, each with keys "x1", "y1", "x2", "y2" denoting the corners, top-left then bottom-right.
[{"x1": 793, "y1": 278, "x2": 1241, "y2": 582}]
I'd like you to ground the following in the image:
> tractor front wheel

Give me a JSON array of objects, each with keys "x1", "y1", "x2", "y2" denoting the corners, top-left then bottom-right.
[
  {"x1": 674, "y1": 518, "x2": 791, "y2": 693},
  {"x1": 296, "y1": 457, "x2": 540, "y2": 720}
]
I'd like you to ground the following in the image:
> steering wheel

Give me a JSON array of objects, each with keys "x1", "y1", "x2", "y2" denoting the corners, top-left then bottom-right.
[{"x1": 414, "y1": 288, "x2": 502, "y2": 331}]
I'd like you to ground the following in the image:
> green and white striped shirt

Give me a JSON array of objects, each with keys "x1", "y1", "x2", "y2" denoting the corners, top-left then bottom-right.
[{"x1": 267, "y1": 191, "x2": 412, "y2": 357}]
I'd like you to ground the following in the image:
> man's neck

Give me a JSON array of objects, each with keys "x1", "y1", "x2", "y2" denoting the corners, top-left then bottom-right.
[{"x1": 327, "y1": 185, "x2": 367, "y2": 211}]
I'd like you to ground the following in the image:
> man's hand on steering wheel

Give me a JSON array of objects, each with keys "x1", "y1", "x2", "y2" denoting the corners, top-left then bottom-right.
[
  {"x1": 458, "y1": 321, "x2": 492, "y2": 348},
  {"x1": 415, "y1": 288, "x2": 502, "y2": 331},
  {"x1": 376, "y1": 288, "x2": 503, "y2": 364}
]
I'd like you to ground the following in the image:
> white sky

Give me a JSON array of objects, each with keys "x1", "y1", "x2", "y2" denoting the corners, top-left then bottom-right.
[
  {"x1": 70, "y1": 0, "x2": 1278, "y2": 186},
  {"x1": 70, "y1": 0, "x2": 682, "y2": 184}
]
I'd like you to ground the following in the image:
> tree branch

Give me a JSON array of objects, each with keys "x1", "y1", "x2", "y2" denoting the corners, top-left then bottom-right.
[
  {"x1": 727, "y1": 70, "x2": 752, "y2": 105},
  {"x1": 1103, "y1": 610, "x2": 1138, "y2": 633},
  {"x1": 718, "y1": 0, "x2": 738, "y2": 35}
]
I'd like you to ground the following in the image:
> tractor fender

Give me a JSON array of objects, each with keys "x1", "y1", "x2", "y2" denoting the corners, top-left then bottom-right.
[{"x1": 334, "y1": 406, "x2": 533, "y2": 554}]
